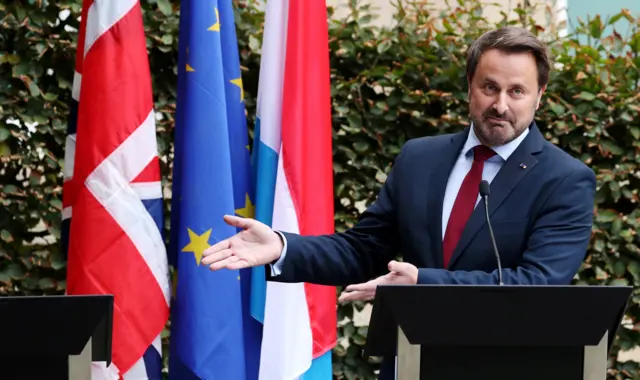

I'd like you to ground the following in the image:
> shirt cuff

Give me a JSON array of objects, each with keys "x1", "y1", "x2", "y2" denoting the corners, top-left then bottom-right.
[{"x1": 269, "y1": 231, "x2": 288, "y2": 277}]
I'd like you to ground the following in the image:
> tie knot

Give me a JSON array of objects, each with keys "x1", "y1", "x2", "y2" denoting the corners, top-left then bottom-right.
[{"x1": 473, "y1": 145, "x2": 496, "y2": 162}]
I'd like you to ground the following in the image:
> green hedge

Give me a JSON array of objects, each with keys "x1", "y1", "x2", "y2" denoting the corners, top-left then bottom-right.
[{"x1": 1, "y1": 0, "x2": 639, "y2": 379}]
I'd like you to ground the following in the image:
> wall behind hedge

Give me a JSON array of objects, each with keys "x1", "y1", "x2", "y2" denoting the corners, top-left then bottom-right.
[{"x1": 1, "y1": 0, "x2": 639, "y2": 378}]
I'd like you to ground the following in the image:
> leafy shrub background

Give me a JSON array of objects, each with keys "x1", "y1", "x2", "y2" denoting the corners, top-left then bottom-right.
[{"x1": 1, "y1": 0, "x2": 639, "y2": 378}]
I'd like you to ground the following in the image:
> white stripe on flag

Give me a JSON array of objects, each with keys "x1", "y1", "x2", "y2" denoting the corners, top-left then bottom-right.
[
  {"x1": 63, "y1": 133, "x2": 77, "y2": 180},
  {"x1": 260, "y1": 146, "x2": 313, "y2": 380},
  {"x1": 84, "y1": 0, "x2": 137, "y2": 57},
  {"x1": 131, "y1": 182, "x2": 163, "y2": 200},
  {"x1": 72, "y1": 71, "x2": 82, "y2": 101},
  {"x1": 256, "y1": 0, "x2": 288, "y2": 152},
  {"x1": 85, "y1": 111, "x2": 170, "y2": 306}
]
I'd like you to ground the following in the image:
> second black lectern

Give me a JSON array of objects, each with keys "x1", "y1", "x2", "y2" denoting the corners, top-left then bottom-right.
[
  {"x1": 0, "y1": 294, "x2": 114, "y2": 380},
  {"x1": 364, "y1": 285, "x2": 632, "y2": 380}
]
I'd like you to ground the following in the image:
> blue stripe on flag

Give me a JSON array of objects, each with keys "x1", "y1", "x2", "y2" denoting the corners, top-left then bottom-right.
[
  {"x1": 301, "y1": 351, "x2": 333, "y2": 380},
  {"x1": 142, "y1": 198, "x2": 164, "y2": 237},
  {"x1": 249, "y1": 135, "x2": 279, "y2": 323},
  {"x1": 141, "y1": 344, "x2": 163, "y2": 380},
  {"x1": 67, "y1": 99, "x2": 78, "y2": 135},
  {"x1": 142, "y1": 198, "x2": 165, "y2": 379},
  {"x1": 240, "y1": 267, "x2": 262, "y2": 379}
]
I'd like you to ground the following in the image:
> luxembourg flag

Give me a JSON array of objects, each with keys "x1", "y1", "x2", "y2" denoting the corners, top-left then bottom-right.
[{"x1": 250, "y1": 0, "x2": 337, "y2": 379}]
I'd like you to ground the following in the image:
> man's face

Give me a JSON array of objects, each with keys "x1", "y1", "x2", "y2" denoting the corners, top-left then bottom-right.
[{"x1": 468, "y1": 48, "x2": 546, "y2": 146}]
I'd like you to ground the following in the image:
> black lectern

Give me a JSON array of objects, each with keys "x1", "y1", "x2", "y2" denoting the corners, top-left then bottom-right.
[
  {"x1": 0, "y1": 294, "x2": 114, "y2": 380},
  {"x1": 364, "y1": 285, "x2": 632, "y2": 380}
]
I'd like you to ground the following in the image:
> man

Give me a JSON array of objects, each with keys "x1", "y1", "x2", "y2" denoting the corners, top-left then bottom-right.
[{"x1": 201, "y1": 26, "x2": 596, "y2": 377}]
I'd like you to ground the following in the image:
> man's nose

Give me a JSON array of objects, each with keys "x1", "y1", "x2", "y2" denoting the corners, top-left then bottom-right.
[{"x1": 493, "y1": 94, "x2": 508, "y2": 114}]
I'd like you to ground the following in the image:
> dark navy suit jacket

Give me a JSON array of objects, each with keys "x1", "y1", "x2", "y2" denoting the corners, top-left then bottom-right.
[{"x1": 269, "y1": 122, "x2": 596, "y2": 378}]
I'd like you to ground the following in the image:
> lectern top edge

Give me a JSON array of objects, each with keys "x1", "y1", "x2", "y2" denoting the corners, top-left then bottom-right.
[
  {"x1": 0, "y1": 294, "x2": 114, "y2": 363},
  {"x1": 363, "y1": 284, "x2": 633, "y2": 358}
]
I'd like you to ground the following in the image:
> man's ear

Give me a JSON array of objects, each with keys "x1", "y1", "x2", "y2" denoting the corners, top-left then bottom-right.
[{"x1": 535, "y1": 84, "x2": 547, "y2": 110}]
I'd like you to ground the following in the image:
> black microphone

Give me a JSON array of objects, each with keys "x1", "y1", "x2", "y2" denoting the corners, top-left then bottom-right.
[{"x1": 479, "y1": 180, "x2": 504, "y2": 285}]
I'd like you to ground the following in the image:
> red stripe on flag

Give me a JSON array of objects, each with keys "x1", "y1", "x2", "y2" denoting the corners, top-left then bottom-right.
[
  {"x1": 281, "y1": 0, "x2": 337, "y2": 358},
  {"x1": 132, "y1": 156, "x2": 160, "y2": 183},
  {"x1": 74, "y1": 0, "x2": 93, "y2": 75},
  {"x1": 72, "y1": 7, "x2": 153, "y2": 181},
  {"x1": 62, "y1": 180, "x2": 79, "y2": 209},
  {"x1": 66, "y1": 2, "x2": 166, "y2": 374}
]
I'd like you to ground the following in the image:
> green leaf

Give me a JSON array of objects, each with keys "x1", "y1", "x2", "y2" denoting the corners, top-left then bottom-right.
[
  {"x1": 249, "y1": 35, "x2": 261, "y2": 52},
  {"x1": 601, "y1": 140, "x2": 624, "y2": 155},
  {"x1": 611, "y1": 217, "x2": 623, "y2": 234},
  {"x1": 549, "y1": 102, "x2": 565, "y2": 115},
  {"x1": 613, "y1": 260, "x2": 626, "y2": 276},
  {"x1": 0, "y1": 230, "x2": 13, "y2": 243},
  {"x1": 595, "y1": 266, "x2": 609, "y2": 280},
  {"x1": 597, "y1": 209, "x2": 618, "y2": 223},
  {"x1": 48, "y1": 225, "x2": 61, "y2": 239},
  {"x1": 593, "y1": 238, "x2": 605, "y2": 252},
  {"x1": 630, "y1": 127, "x2": 640, "y2": 140},
  {"x1": 627, "y1": 261, "x2": 640, "y2": 283},
  {"x1": 0, "y1": 127, "x2": 9, "y2": 142},
  {"x1": 12, "y1": 63, "x2": 30, "y2": 77},
  {"x1": 42, "y1": 92, "x2": 58, "y2": 101},
  {"x1": 589, "y1": 16, "x2": 603, "y2": 39},
  {"x1": 161, "y1": 34, "x2": 173, "y2": 45},
  {"x1": 28, "y1": 81, "x2": 41, "y2": 97},
  {"x1": 50, "y1": 253, "x2": 66, "y2": 271},
  {"x1": 33, "y1": 114, "x2": 48, "y2": 124},
  {"x1": 38, "y1": 277, "x2": 56, "y2": 289},
  {"x1": 352, "y1": 333, "x2": 366, "y2": 345},
  {"x1": 377, "y1": 40, "x2": 392, "y2": 54},
  {"x1": 343, "y1": 323, "x2": 355, "y2": 338},
  {"x1": 607, "y1": 12, "x2": 624, "y2": 26},
  {"x1": 610, "y1": 278, "x2": 629, "y2": 286},
  {"x1": 2, "y1": 185, "x2": 17, "y2": 193},
  {"x1": 346, "y1": 113, "x2": 362, "y2": 129},
  {"x1": 577, "y1": 91, "x2": 596, "y2": 101},
  {"x1": 49, "y1": 198, "x2": 62, "y2": 211},
  {"x1": 333, "y1": 343, "x2": 346, "y2": 356},
  {"x1": 156, "y1": 0, "x2": 172, "y2": 16},
  {"x1": 3, "y1": 263, "x2": 25, "y2": 280},
  {"x1": 2, "y1": 141, "x2": 13, "y2": 155},
  {"x1": 353, "y1": 140, "x2": 369, "y2": 153}
]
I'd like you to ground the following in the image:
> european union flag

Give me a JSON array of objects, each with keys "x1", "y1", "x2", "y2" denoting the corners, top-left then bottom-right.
[{"x1": 168, "y1": 0, "x2": 262, "y2": 378}]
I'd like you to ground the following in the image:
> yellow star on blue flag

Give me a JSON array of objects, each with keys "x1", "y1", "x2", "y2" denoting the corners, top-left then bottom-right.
[
  {"x1": 167, "y1": 0, "x2": 262, "y2": 379},
  {"x1": 181, "y1": 228, "x2": 211, "y2": 264}
]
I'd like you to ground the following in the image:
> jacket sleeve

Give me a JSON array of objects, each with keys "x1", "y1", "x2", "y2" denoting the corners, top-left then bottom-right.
[{"x1": 266, "y1": 143, "x2": 412, "y2": 286}]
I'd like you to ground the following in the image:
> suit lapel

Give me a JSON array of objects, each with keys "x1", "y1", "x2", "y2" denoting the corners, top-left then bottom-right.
[
  {"x1": 447, "y1": 123, "x2": 544, "y2": 269},
  {"x1": 427, "y1": 128, "x2": 468, "y2": 269}
]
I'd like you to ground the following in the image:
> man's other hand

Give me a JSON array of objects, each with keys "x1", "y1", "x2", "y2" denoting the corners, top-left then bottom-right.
[
  {"x1": 338, "y1": 260, "x2": 418, "y2": 303},
  {"x1": 201, "y1": 215, "x2": 283, "y2": 271}
]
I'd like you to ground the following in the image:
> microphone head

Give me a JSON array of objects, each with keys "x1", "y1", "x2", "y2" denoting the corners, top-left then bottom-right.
[{"x1": 479, "y1": 180, "x2": 491, "y2": 197}]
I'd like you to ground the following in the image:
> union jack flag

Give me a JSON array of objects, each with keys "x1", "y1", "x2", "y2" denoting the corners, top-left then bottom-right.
[{"x1": 62, "y1": 0, "x2": 170, "y2": 379}]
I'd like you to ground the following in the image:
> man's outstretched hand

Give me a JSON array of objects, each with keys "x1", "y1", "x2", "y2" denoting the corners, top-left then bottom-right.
[
  {"x1": 338, "y1": 260, "x2": 418, "y2": 303},
  {"x1": 201, "y1": 215, "x2": 283, "y2": 271}
]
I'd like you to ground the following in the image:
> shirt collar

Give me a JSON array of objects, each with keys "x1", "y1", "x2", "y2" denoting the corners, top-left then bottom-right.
[{"x1": 461, "y1": 123, "x2": 529, "y2": 161}]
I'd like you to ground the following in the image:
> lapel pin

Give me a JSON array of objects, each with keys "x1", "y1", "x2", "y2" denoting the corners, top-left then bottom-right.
[{"x1": 520, "y1": 163, "x2": 527, "y2": 169}]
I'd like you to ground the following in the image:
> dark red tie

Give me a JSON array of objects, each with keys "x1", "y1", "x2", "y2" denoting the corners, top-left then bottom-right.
[{"x1": 442, "y1": 145, "x2": 496, "y2": 267}]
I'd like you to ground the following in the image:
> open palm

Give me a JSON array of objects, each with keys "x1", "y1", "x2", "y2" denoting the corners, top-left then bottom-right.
[{"x1": 201, "y1": 215, "x2": 283, "y2": 271}]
